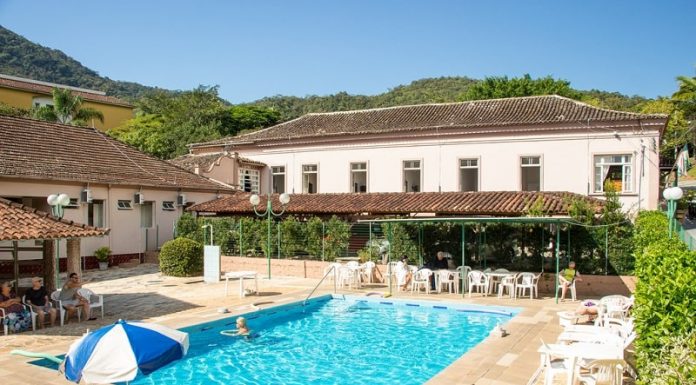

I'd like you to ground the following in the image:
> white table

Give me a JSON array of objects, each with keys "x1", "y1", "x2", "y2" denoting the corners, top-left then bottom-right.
[
  {"x1": 224, "y1": 271, "x2": 259, "y2": 298},
  {"x1": 485, "y1": 272, "x2": 515, "y2": 294}
]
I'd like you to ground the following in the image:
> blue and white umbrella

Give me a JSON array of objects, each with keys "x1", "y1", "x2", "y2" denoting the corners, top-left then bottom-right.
[{"x1": 64, "y1": 319, "x2": 189, "y2": 384}]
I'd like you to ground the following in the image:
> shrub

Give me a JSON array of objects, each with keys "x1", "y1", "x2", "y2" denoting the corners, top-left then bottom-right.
[
  {"x1": 94, "y1": 246, "x2": 111, "y2": 262},
  {"x1": 279, "y1": 216, "x2": 305, "y2": 258},
  {"x1": 641, "y1": 331, "x2": 696, "y2": 385},
  {"x1": 632, "y1": 210, "x2": 696, "y2": 383},
  {"x1": 175, "y1": 213, "x2": 202, "y2": 243},
  {"x1": 159, "y1": 238, "x2": 204, "y2": 277}
]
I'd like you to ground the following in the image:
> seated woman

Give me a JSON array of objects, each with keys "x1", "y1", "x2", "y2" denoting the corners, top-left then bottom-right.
[
  {"x1": 559, "y1": 261, "x2": 582, "y2": 301},
  {"x1": 395, "y1": 255, "x2": 413, "y2": 291},
  {"x1": 0, "y1": 281, "x2": 32, "y2": 333}
]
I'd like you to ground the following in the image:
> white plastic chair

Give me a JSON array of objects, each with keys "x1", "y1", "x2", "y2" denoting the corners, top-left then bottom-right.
[
  {"x1": 517, "y1": 272, "x2": 540, "y2": 299},
  {"x1": 324, "y1": 262, "x2": 343, "y2": 284},
  {"x1": 21, "y1": 295, "x2": 40, "y2": 331},
  {"x1": 599, "y1": 295, "x2": 632, "y2": 321},
  {"x1": 539, "y1": 340, "x2": 571, "y2": 385},
  {"x1": 360, "y1": 261, "x2": 376, "y2": 284},
  {"x1": 0, "y1": 308, "x2": 6, "y2": 335},
  {"x1": 577, "y1": 359, "x2": 626, "y2": 385},
  {"x1": 468, "y1": 270, "x2": 489, "y2": 297},
  {"x1": 557, "y1": 277, "x2": 577, "y2": 301},
  {"x1": 438, "y1": 270, "x2": 458, "y2": 294},
  {"x1": 456, "y1": 265, "x2": 471, "y2": 292},
  {"x1": 384, "y1": 261, "x2": 399, "y2": 285},
  {"x1": 51, "y1": 290, "x2": 80, "y2": 326},
  {"x1": 78, "y1": 288, "x2": 104, "y2": 319},
  {"x1": 497, "y1": 274, "x2": 517, "y2": 299},
  {"x1": 411, "y1": 268, "x2": 433, "y2": 294},
  {"x1": 337, "y1": 266, "x2": 358, "y2": 289}
]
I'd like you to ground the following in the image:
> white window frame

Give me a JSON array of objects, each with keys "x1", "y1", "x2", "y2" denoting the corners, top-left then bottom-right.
[
  {"x1": 271, "y1": 165, "x2": 286, "y2": 194},
  {"x1": 593, "y1": 154, "x2": 634, "y2": 193},
  {"x1": 520, "y1": 155, "x2": 543, "y2": 191},
  {"x1": 117, "y1": 200, "x2": 133, "y2": 210},
  {"x1": 238, "y1": 168, "x2": 260, "y2": 193},
  {"x1": 302, "y1": 164, "x2": 319, "y2": 194},
  {"x1": 87, "y1": 199, "x2": 105, "y2": 227},
  {"x1": 458, "y1": 157, "x2": 480, "y2": 192},
  {"x1": 64, "y1": 198, "x2": 80, "y2": 209},
  {"x1": 162, "y1": 201, "x2": 176, "y2": 211},
  {"x1": 402, "y1": 159, "x2": 423, "y2": 193},
  {"x1": 350, "y1": 162, "x2": 368, "y2": 193}
]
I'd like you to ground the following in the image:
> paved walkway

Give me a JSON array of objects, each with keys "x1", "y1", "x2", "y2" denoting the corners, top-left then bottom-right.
[{"x1": 0, "y1": 264, "x2": 607, "y2": 385}]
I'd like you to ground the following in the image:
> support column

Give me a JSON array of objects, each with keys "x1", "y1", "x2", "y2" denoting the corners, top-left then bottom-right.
[
  {"x1": 66, "y1": 238, "x2": 81, "y2": 277},
  {"x1": 43, "y1": 240, "x2": 56, "y2": 293}
]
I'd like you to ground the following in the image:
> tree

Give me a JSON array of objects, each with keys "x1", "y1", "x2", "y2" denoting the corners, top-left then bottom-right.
[
  {"x1": 459, "y1": 74, "x2": 582, "y2": 101},
  {"x1": 32, "y1": 87, "x2": 104, "y2": 126},
  {"x1": 640, "y1": 98, "x2": 691, "y2": 157},
  {"x1": 672, "y1": 75, "x2": 696, "y2": 120}
]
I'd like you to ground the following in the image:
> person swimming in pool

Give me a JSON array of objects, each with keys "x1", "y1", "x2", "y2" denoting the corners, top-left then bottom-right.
[{"x1": 235, "y1": 316, "x2": 250, "y2": 336}]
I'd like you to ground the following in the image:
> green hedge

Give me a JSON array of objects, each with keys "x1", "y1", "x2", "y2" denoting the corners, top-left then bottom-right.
[
  {"x1": 633, "y1": 210, "x2": 696, "y2": 384},
  {"x1": 159, "y1": 237, "x2": 204, "y2": 277}
]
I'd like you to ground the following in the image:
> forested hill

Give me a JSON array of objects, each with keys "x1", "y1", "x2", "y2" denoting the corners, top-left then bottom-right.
[
  {"x1": 0, "y1": 25, "x2": 157, "y2": 100},
  {"x1": 246, "y1": 78, "x2": 650, "y2": 121}
]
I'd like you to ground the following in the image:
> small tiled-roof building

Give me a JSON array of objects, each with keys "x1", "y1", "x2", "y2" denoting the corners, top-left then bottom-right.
[
  {"x1": 188, "y1": 95, "x2": 667, "y2": 212},
  {"x1": 0, "y1": 115, "x2": 233, "y2": 269},
  {"x1": 170, "y1": 152, "x2": 266, "y2": 192},
  {"x1": 0, "y1": 73, "x2": 134, "y2": 131}
]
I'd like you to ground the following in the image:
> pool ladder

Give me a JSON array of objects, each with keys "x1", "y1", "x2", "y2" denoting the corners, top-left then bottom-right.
[{"x1": 303, "y1": 264, "x2": 338, "y2": 305}]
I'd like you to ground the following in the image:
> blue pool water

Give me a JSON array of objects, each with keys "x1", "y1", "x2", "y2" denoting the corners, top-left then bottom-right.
[{"x1": 130, "y1": 295, "x2": 519, "y2": 385}]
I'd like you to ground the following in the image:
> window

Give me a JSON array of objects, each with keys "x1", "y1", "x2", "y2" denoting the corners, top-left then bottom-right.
[
  {"x1": 520, "y1": 156, "x2": 541, "y2": 191},
  {"x1": 403, "y1": 160, "x2": 421, "y2": 192},
  {"x1": 459, "y1": 159, "x2": 479, "y2": 192},
  {"x1": 64, "y1": 198, "x2": 80, "y2": 209},
  {"x1": 162, "y1": 201, "x2": 176, "y2": 211},
  {"x1": 238, "y1": 168, "x2": 260, "y2": 193},
  {"x1": 140, "y1": 201, "x2": 153, "y2": 228},
  {"x1": 350, "y1": 162, "x2": 368, "y2": 193},
  {"x1": 302, "y1": 164, "x2": 318, "y2": 194},
  {"x1": 88, "y1": 200, "x2": 104, "y2": 227},
  {"x1": 272, "y1": 166, "x2": 286, "y2": 194},
  {"x1": 32, "y1": 97, "x2": 53, "y2": 108},
  {"x1": 117, "y1": 200, "x2": 132, "y2": 210},
  {"x1": 594, "y1": 155, "x2": 633, "y2": 193}
]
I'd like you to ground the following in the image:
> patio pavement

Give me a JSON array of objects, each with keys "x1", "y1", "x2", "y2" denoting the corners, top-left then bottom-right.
[{"x1": 0, "y1": 264, "x2": 617, "y2": 385}]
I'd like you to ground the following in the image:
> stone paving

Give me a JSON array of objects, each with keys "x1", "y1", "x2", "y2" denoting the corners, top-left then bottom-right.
[{"x1": 0, "y1": 264, "x2": 629, "y2": 385}]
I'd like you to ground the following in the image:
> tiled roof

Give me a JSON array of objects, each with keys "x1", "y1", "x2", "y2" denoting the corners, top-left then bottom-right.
[
  {"x1": 0, "y1": 115, "x2": 232, "y2": 191},
  {"x1": 0, "y1": 197, "x2": 109, "y2": 240},
  {"x1": 192, "y1": 95, "x2": 667, "y2": 148},
  {"x1": 0, "y1": 74, "x2": 133, "y2": 108},
  {"x1": 169, "y1": 152, "x2": 266, "y2": 173},
  {"x1": 188, "y1": 191, "x2": 602, "y2": 217}
]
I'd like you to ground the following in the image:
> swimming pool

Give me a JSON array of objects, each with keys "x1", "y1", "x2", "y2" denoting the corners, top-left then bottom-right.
[{"x1": 130, "y1": 295, "x2": 519, "y2": 385}]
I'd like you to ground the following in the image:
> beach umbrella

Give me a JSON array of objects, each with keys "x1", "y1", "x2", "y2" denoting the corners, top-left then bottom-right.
[{"x1": 64, "y1": 319, "x2": 189, "y2": 384}]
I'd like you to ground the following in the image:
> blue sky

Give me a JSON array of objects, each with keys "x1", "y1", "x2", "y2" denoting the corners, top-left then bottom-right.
[{"x1": 0, "y1": 0, "x2": 694, "y2": 103}]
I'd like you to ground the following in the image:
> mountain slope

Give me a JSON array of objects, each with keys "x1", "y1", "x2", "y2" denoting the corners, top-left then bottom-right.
[{"x1": 0, "y1": 25, "x2": 156, "y2": 100}]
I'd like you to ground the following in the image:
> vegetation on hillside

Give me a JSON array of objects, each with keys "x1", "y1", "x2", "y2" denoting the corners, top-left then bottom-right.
[
  {"x1": 0, "y1": 25, "x2": 156, "y2": 100},
  {"x1": 106, "y1": 86, "x2": 280, "y2": 159}
]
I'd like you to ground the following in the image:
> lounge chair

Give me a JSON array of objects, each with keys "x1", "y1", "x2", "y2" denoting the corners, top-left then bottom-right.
[{"x1": 577, "y1": 359, "x2": 627, "y2": 385}]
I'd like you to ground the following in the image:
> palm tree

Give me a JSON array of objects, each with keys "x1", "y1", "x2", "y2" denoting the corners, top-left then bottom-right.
[
  {"x1": 673, "y1": 75, "x2": 696, "y2": 120},
  {"x1": 32, "y1": 87, "x2": 104, "y2": 126}
]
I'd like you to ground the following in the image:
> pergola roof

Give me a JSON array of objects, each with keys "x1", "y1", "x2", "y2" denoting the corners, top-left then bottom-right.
[
  {"x1": 188, "y1": 191, "x2": 603, "y2": 217},
  {"x1": 0, "y1": 198, "x2": 109, "y2": 241}
]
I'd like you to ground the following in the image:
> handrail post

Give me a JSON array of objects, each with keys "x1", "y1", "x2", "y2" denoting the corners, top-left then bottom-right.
[{"x1": 304, "y1": 265, "x2": 338, "y2": 305}]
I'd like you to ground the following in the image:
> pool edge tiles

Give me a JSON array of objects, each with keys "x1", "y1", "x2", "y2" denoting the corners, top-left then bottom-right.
[{"x1": 335, "y1": 294, "x2": 522, "y2": 318}]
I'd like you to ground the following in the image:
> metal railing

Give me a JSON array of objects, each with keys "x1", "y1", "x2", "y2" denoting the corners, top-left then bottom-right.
[{"x1": 303, "y1": 264, "x2": 338, "y2": 305}]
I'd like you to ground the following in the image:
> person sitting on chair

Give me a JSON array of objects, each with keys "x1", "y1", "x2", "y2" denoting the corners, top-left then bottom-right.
[
  {"x1": 59, "y1": 273, "x2": 96, "y2": 322},
  {"x1": 25, "y1": 277, "x2": 57, "y2": 328},
  {"x1": 395, "y1": 255, "x2": 413, "y2": 291},
  {"x1": 1, "y1": 281, "x2": 32, "y2": 332},
  {"x1": 559, "y1": 261, "x2": 582, "y2": 301}
]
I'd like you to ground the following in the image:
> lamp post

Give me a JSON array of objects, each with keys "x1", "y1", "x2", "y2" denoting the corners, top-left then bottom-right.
[
  {"x1": 250, "y1": 192, "x2": 290, "y2": 279},
  {"x1": 663, "y1": 186, "x2": 684, "y2": 237},
  {"x1": 47, "y1": 193, "x2": 71, "y2": 289}
]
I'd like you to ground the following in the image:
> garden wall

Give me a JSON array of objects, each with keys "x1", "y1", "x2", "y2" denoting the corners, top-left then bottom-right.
[{"x1": 220, "y1": 256, "x2": 635, "y2": 297}]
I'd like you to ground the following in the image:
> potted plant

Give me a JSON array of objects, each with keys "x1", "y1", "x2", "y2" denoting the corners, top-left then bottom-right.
[{"x1": 94, "y1": 246, "x2": 112, "y2": 270}]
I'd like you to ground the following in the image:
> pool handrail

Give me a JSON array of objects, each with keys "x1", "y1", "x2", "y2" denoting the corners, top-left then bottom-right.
[{"x1": 304, "y1": 264, "x2": 338, "y2": 305}]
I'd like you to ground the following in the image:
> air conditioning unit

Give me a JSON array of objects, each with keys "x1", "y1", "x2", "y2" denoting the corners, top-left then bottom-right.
[
  {"x1": 81, "y1": 189, "x2": 93, "y2": 203},
  {"x1": 134, "y1": 192, "x2": 145, "y2": 205},
  {"x1": 177, "y1": 194, "x2": 187, "y2": 206}
]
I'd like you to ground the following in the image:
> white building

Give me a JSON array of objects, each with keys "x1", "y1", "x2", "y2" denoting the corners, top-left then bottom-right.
[{"x1": 185, "y1": 95, "x2": 668, "y2": 212}]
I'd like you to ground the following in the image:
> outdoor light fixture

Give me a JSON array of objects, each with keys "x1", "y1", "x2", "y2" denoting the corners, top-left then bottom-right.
[
  {"x1": 47, "y1": 193, "x2": 71, "y2": 289},
  {"x1": 663, "y1": 186, "x2": 684, "y2": 237},
  {"x1": 249, "y1": 192, "x2": 290, "y2": 279}
]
